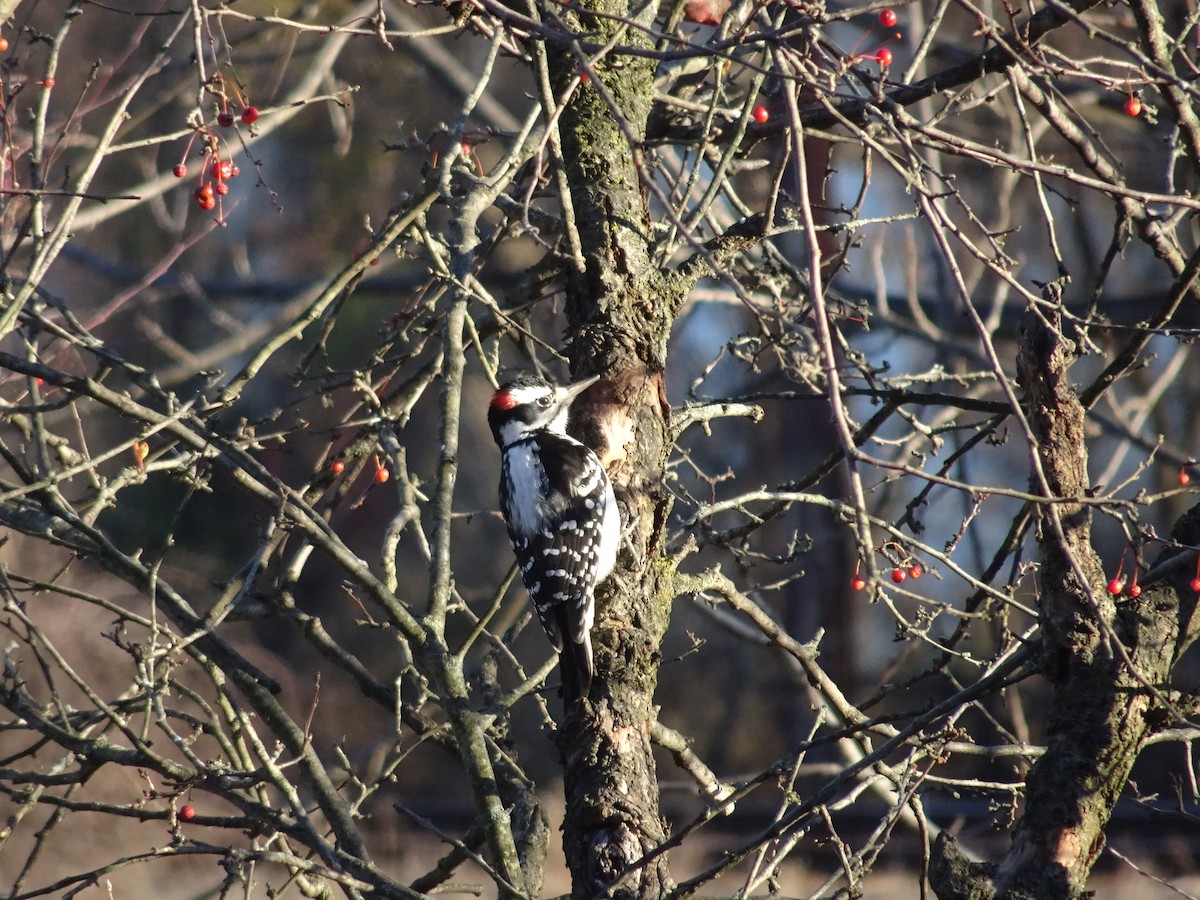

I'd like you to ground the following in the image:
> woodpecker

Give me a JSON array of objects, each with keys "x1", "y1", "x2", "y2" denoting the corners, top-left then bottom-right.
[{"x1": 488, "y1": 373, "x2": 620, "y2": 700}]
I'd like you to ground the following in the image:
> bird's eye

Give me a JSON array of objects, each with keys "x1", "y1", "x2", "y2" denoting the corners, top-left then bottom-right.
[{"x1": 537, "y1": 395, "x2": 552, "y2": 408}]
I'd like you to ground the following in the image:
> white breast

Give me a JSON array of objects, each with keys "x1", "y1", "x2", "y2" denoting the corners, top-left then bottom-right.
[{"x1": 503, "y1": 443, "x2": 547, "y2": 537}]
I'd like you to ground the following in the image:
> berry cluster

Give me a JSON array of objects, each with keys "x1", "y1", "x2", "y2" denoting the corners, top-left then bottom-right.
[
  {"x1": 890, "y1": 562, "x2": 922, "y2": 584},
  {"x1": 166, "y1": 72, "x2": 264, "y2": 219},
  {"x1": 171, "y1": 128, "x2": 246, "y2": 217},
  {"x1": 1104, "y1": 550, "x2": 1152, "y2": 599},
  {"x1": 175, "y1": 152, "x2": 241, "y2": 213},
  {"x1": 1106, "y1": 569, "x2": 1140, "y2": 598},
  {"x1": 850, "y1": 552, "x2": 923, "y2": 590}
]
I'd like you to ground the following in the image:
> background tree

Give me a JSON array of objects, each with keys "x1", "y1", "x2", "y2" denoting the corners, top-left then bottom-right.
[{"x1": 1, "y1": 0, "x2": 1199, "y2": 899}]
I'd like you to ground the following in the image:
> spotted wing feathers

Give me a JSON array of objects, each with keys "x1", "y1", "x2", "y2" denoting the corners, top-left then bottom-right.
[{"x1": 500, "y1": 434, "x2": 613, "y2": 696}]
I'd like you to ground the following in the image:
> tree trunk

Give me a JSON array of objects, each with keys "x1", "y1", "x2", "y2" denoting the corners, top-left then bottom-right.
[
  {"x1": 549, "y1": 0, "x2": 687, "y2": 895},
  {"x1": 931, "y1": 304, "x2": 1200, "y2": 900}
]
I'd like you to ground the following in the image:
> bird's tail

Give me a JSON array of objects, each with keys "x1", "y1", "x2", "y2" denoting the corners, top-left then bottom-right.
[{"x1": 559, "y1": 635, "x2": 593, "y2": 706}]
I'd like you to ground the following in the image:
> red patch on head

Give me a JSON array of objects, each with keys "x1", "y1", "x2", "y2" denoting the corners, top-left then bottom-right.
[{"x1": 490, "y1": 389, "x2": 518, "y2": 410}]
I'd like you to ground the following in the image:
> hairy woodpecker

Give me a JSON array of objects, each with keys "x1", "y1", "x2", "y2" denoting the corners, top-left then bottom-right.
[{"x1": 488, "y1": 373, "x2": 620, "y2": 700}]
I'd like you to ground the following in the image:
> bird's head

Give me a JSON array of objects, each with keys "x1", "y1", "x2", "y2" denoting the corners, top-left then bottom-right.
[{"x1": 488, "y1": 374, "x2": 599, "y2": 448}]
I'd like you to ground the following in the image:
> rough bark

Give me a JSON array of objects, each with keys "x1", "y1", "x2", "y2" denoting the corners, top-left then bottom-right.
[
  {"x1": 930, "y1": 308, "x2": 1200, "y2": 900},
  {"x1": 549, "y1": 0, "x2": 685, "y2": 895}
]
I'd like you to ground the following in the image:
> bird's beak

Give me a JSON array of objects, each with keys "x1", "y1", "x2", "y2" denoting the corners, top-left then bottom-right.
[{"x1": 561, "y1": 374, "x2": 600, "y2": 403}]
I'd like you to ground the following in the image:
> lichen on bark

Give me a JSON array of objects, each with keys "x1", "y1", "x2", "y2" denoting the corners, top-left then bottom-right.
[
  {"x1": 546, "y1": 0, "x2": 681, "y2": 895},
  {"x1": 932, "y1": 304, "x2": 1200, "y2": 900}
]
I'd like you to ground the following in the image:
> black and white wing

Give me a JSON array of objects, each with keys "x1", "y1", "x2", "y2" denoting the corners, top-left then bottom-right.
[{"x1": 499, "y1": 433, "x2": 617, "y2": 697}]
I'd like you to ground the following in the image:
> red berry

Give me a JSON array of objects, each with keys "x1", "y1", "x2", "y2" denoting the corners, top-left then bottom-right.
[
  {"x1": 1179, "y1": 469, "x2": 1191, "y2": 486},
  {"x1": 194, "y1": 185, "x2": 216, "y2": 210},
  {"x1": 879, "y1": 8, "x2": 897, "y2": 27},
  {"x1": 875, "y1": 48, "x2": 893, "y2": 67},
  {"x1": 212, "y1": 159, "x2": 235, "y2": 180},
  {"x1": 890, "y1": 568, "x2": 906, "y2": 584},
  {"x1": 1125, "y1": 97, "x2": 1141, "y2": 117},
  {"x1": 40, "y1": 78, "x2": 55, "y2": 89},
  {"x1": 172, "y1": 164, "x2": 187, "y2": 178},
  {"x1": 179, "y1": 804, "x2": 195, "y2": 821},
  {"x1": 752, "y1": 105, "x2": 769, "y2": 123},
  {"x1": 217, "y1": 111, "x2": 234, "y2": 128},
  {"x1": 1107, "y1": 578, "x2": 1123, "y2": 595},
  {"x1": 330, "y1": 459, "x2": 345, "y2": 474},
  {"x1": 851, "y1": 576, "x2": 867, "y2": 591},
  {"x1": 0, "y1": 37, "x2": 9, "y2": 52},
  {"x1": 241, "y1": 106, "x2": 259, "y2": 124},
  {"x1": 908, "y1": 564, "x2": 923, "y2": 579},
  {"x1": 1191, "y1": 578, "x2": 1200, "y2": 593},
  {"x1": 1128, "y1": 584, "x2": 1142, "y2": 598},
  {"x1": 214, "y1": 181, "x2": 229, "y2": 195},
  {"x1": 375, "y1": 467, "x2": 390, "y2": 483}
]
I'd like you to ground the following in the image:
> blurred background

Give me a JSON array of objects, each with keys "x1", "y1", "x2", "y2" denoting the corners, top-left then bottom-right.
[{"x1": 2, "y1": 0, "x2": 1199, "y2": 896}]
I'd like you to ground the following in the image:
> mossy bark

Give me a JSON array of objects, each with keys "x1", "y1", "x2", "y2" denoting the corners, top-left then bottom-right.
[
  {"x1": 548, "y1": 1, "x2": 685, "y2": 895},
  {"x1": 931, "y1": 309, "x2": 1200, "y2": 900}
]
